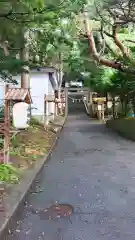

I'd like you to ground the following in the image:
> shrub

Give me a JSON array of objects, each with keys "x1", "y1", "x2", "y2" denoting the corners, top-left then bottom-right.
[{"x1": 30, "y1": 117, "x2": 43, "y2": 127}]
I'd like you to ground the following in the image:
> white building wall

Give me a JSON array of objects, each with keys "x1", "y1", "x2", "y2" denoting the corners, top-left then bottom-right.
[
  {"x1": 0, "y1": 70, "x2": 57, "y2": 121},
  {"x1": 0, "y1": 83, "x2": 5, "y2": 106},
  {"x1": 30, "y1": 72, "x2": 49, "y2": 116}
]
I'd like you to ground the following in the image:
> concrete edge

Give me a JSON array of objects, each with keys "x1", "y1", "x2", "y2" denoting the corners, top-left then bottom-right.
[
  {"x1": 106, "y1": 119, "x2": 135, "y2": 141},
  {"x1": 0, "y1": 117, "x2": 67, "y2": 240}
]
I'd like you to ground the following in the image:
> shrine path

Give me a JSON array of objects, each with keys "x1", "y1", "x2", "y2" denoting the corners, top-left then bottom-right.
[{"x1": 6, "y1": 113, "x2": 135, "y2": 240}]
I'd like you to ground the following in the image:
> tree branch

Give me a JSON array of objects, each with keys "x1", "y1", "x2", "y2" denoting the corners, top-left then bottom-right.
[
  {"x1": 0, "y1": 41, "x2": 9, "y2": 56},
  {"x1": 104, "y1": 30, "x2": 113, "y2": 38},
  {"x1": 96, "y1": 7, "x2": 131, "y2": 59},
  {"x1": 83, "y1": 11, "x2": 135, "y2": 75},
  {"x1": 100, "y1": 25, "x2": 119, "y2": 58},
  {"x1": 0, "y1": 9, "x2": 13, "y2": 18},
  {"x1": 125, "y1": 39, "x2": 135, "y2": 44},
  {"x1": 112, "y1": 24, "x2": 129, "y2": 58},
  {"x1": 103, "y1": 24, "x2": 131, "y2": 58}
]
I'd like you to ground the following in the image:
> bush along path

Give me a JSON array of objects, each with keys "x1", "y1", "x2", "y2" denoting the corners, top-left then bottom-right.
[{"x1": 0, "y1": 115, "x2": 65, "y2": 239}]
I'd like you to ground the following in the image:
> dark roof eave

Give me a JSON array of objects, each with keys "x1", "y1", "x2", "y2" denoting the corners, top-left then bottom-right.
[{"x1": 30, "y1": 66, "x2": 57, "y2": 73}]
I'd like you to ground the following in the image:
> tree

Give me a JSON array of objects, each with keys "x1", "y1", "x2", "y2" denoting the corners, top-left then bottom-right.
[
  {"x1": 0, "y1": 0, "x2": 86, "y2": 84},
  {"x1": 0, "y1": 0, "x2": 45, "y2": 82}
]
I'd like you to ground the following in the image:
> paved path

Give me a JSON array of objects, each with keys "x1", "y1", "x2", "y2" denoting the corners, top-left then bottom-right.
[{"x1": 6, "y1": 114, "x2": 135, "y2": 240}]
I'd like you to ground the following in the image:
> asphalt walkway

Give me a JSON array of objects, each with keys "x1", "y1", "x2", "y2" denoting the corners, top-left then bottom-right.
[{"x1": 6, "y1": 114, "x2": 135, "y2": 240}]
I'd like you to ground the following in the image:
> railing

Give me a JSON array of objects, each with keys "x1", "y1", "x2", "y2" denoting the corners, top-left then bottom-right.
[{"x1": 66, "y1": 87, "x2": 88, "y2": 91}]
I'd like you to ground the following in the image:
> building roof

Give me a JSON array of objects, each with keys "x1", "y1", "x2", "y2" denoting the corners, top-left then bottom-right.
[{"x1": 5, "y1": 88, "x2": 32, "y2": 104}]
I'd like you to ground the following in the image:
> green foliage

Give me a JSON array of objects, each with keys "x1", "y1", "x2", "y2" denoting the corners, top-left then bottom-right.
[
  {"x1": 30, "y1": 117, "x2": 43, "y2": 126},
  {"x1": 0, "y1": 106, "x2": 4, "y2": 119},
  {"x1": 0, "y1": 137, "x2": 4, "y2": 150},
  {"x1": 0, "y1": 0, "x2": 86, "y2": 83},
  {"x1": 0, "y1": 164, "x2": 20, "y2": 183}
]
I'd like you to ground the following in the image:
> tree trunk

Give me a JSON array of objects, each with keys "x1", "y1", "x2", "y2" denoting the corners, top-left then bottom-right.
[
  {"x1": 20, "y1": 29, "x2": 31, "y2": 118},
  {"x1": 20, "y1": 30, "x2": 30, "y2": 89},
  {"x1": 112, "y1": 96, "x2": 116, "y2": 119},
  {"x1": 132, "y1": 96, "x2": 135, "y2": 115},
  {"x1": 120, "y1": 94, "x2": 126, "y2": 116},
  {"x1": 2, "y1": 41, "x2": 9, "y2": 56},
  {"x1": 105, "y1": 92, "x2": 108, "y2": 116},
  {"x1": 58, "y1": 52, "x2": 63, "y2": 115},
  {"x1": 124, "y1": 96, "x2": 128, "y2": 116},
  {"x1": 121, "y1": 100, "x2": 124, "y2": 114},
  {"x1": 58, "y1": 52, "x2": 63, "y2": 89}
]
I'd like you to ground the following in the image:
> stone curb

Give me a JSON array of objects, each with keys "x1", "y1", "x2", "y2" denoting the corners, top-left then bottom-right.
[{"x1": 0, "y1": 117, "x2": 66, "y2": 240}]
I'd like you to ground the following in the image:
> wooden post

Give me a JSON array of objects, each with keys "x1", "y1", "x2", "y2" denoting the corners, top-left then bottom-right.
[
  {"x1": 54, "y1": 98, "x2": 56, "y2": 117},
  {"x1": 65, "y1": 88, "x2": 68, "y2": 118},
  {"x1": 101, "y1": 103, "x2": 105, "y2": 121},
  {"x1": 44, "y1": 95, "x2": 47, "y2": 128},
  {"x1": 55, "y1": 101, "x2": 57, "y2": 116},
  {"x1": 44, "y1": 95, "x2": 49, "y2": 126},
  {"x1": 61, "y1": 92, "x2": 65, "y2": 115},
  {"x1": 4, "y1": 85, "x2": 10, "y2": 163},
  {"x1": 46, "y1": 99, "x2": 49, "y2": 125},
  {"x1": 0, "y1": 182, "x2": 5, "y2": 212}
]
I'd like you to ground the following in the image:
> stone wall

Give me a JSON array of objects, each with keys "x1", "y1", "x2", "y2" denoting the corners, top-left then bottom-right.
[{"x1": 106, "y1": 119, "x2": 135, "y2": 141}]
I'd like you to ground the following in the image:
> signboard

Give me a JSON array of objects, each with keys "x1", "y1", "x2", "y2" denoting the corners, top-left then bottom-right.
[
  {"x1": 107, "y1": 101, "x2": 112, "y2": 109},
  {"x1": 13, "y1": 102, "x2": 30, "y2": 129},
  {"x1": 58, "y1": 103, "x2": 62, "y2": 108},
  {"x1": 46, "y1": 95, "x2": 55, "y2": 102},
  {"x1": 97, "y1": 105, "x2": 102, "y2": 111}
]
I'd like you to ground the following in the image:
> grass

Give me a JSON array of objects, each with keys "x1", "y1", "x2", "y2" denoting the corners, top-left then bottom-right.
[
  {"x1": 0, "y1": 117, "x2": 56, "y2": 183},
  {"x1": 125, "y1": 117, "x2": 135, "y2": 120},
  {"x1": 10, "y1": 118, "x2": 56, "y2": 163},
  {"x1": 0, "y1": 164, "x2": 20, "y2": 183},
  {"x1": 30, "y1": 117, "x2": 44, "y2": 127}
]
